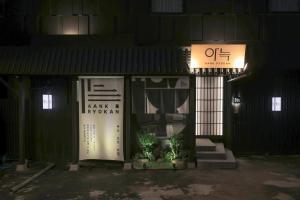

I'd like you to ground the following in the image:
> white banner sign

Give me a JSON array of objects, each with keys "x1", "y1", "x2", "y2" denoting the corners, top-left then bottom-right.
[{"x1": 78, "y1": 77, "x2": 124, "y2": 161}]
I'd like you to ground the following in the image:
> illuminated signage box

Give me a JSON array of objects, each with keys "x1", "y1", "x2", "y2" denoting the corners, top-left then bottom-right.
[{"x1": 191, "y1": 44, "x2": 246, "y2": 69}]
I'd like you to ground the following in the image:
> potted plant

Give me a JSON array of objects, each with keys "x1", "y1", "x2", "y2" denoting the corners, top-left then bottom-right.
[
  {"x1": 134, "y1": 132, "x2": 158, "y2": 169},
  {"x1": 164, "y1": 134, "x2": 187, "y2": 169},
  {"x1": 134, "y1": 153, "x2": 149, "y2": 169}
]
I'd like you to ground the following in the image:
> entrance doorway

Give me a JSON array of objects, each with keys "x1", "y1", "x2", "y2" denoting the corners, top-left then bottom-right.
[{"x1": 195, "y1": 76, "x2": 223, "y2": 136}]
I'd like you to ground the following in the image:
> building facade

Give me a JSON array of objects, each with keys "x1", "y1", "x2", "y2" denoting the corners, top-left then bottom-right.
[{"x1": 0, "y1": 0, "x2": 300, "y2": 167}]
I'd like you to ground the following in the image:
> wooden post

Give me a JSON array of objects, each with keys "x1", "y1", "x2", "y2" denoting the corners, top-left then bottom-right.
[
  {"x1": 11, "y1": 163, "x2": 55, "y2": 192},
  {"x1": 224, "y1": 77, "x2": 233, "y2": 149},
  {"x1": 189, "y1": 75, "x2": 196, "y2": 162},
  {"x1": 124, "y1": 76, "x2": 131, "y2": 162},
  {"x1": 16, "y1": 76, "x2": 30, "y2": 171},
  {"x1": 18, "y1": 77, "x2": 26, "y2": 164},
  {"x1": 70, "y1": 77, "x2": 79, "y2": 171}
]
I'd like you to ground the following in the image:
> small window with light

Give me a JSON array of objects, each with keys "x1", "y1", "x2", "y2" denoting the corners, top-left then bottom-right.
[
  {"x1": 272, "y1": 97, "x2": 281, "y2": 112},
  {"x1": 43, "y1": 94, "x2": 53, "y2": 110}
]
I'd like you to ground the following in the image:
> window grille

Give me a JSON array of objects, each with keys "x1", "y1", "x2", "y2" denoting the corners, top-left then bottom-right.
[{"x1": 196, "y1": 76, "x2": 223, "y2": 136}]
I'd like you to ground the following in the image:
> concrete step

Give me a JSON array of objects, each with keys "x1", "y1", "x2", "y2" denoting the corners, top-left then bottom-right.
[
  {"x1": 197, "y1": 149, "x2": 237, "y2": 169},
  {"x1": 196, "y1": 138, "x2": 216, "y2": 152},
  {"x1": 196, "y1": 143, "x2": 226, "y2": 160}
]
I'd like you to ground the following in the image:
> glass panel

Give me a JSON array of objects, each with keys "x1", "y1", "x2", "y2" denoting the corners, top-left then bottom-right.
[
  {"x1": 132, "y1": 76, "x2": 189, "y2": 138},
  {"x1": 146, "y1": 78, "x2": 167, "y2": 88},
  {"x1": 43, "y1": 95, "x2": 48, "y2": 109},
  {"x1": 195, "y1": 76, "x2": 223, "y2": 136},
  {"x1": 272, "y1": 97, "x2": 281, "y2": 111},
  {"x1": 43, "y1": 94, "x2": 52, "y2": 110},
  {"x1": 48, "y1": 95, "x2": 52, "y2": 109}
]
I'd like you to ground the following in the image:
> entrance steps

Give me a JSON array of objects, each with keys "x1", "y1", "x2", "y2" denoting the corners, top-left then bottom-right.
[{"x1": 196, "y1": 138, "x2": 237, "y2": 169}]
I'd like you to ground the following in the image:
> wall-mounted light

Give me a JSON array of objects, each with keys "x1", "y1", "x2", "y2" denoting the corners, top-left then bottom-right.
[
  {"x1": 233, "y1": 56, "x2": 245, "y2": 68},
  {"x1": 43, "y1": 94, "x2": 53, "y2": 110},
  {"x1": 272, "y1": 97, "x2": 281, "y2": 112},
  {"x1": 190, "y1": 58, "x2": 199, "y2": 73},
  {"x1": 243, "y1": 63, "x2": 248, "y2": 72},
  {"x1": 232, "y1": 96, "x2": 241, "y2": 114}
]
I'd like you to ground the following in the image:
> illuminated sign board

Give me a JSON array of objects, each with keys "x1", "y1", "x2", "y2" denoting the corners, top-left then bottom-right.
[
  {"x1": 78, "y1": 77, "x2": 124, "y2": 161},
  {"x1": 191, "y1": 44, "x2": 246, "y2": 69}
]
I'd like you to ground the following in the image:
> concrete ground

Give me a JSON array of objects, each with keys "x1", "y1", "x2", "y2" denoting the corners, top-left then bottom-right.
[{"x1": 0, "y1": 156, "x2": 300, "y2": 200}]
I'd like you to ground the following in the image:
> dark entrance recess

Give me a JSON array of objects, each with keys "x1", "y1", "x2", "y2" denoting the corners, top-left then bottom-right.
[{"x1": 131, "y1": 76, "x2": 191, "y2": 155}]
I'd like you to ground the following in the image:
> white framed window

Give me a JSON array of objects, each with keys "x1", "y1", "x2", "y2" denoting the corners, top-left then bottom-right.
[
  {"x1": 272, "y1": 97, "x2": 281, "y2": 112},
  {"x1": 43, "y1": 94, "x2": 52, "y2": 110}
]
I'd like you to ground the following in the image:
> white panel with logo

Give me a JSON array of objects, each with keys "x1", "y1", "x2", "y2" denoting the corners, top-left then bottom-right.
[{"x1": 77, "y1": 77, "x2": 124, "y2": 161}]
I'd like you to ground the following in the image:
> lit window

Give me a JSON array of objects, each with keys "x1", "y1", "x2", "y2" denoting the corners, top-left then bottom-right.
[
  {"x1": 272, "y1": 97, "x2": 281, "y2": 111},
  {"x1": 196, "y1": 77, "x2": 223, "y2": 136},
  {"x1": 43, "y1": 94, "x2": 52, "y2": 110}
]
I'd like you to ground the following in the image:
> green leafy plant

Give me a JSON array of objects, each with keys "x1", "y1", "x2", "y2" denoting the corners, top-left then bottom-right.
[
  {"x1": 136, "y1": 132, "x2": 158, "y2": 161},
  {"x1": 133, "y1": 152, "x2": 145, "y2": 160},
  {"x1": 164, "y1": 150, "x2": 176, "y2": 161},
  {"x1": 164, "y1": 134, "x2": 186, "y2": 161}
]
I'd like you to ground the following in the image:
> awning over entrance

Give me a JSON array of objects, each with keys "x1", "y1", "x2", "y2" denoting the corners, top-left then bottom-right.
[{"x1": 0, "y1": 47, "x2": 189, "y2": 75}]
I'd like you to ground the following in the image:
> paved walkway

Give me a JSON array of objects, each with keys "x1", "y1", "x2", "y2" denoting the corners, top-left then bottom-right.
[{"x1": 0, "y1": 156, "x2": 300, "y2": 200}]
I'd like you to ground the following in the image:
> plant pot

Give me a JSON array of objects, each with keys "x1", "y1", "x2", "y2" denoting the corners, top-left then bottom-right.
[
  {"x1": 136, "y1": 158, "x2": 149, "y2": 169},
  {"x1": 171, "y1": 159, "x2": 186, "y2": 169},
  {"x1": 137, "y1": 158, "x2": 149, "y2": 164}
]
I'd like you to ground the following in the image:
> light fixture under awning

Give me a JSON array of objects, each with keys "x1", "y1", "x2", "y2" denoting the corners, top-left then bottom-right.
[{"x1": 191, "y1": 44, "x2": 246, "y2": 69}]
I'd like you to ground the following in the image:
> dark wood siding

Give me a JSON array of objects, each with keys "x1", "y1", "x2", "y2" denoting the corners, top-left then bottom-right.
[
  {"x1": 0, "y1": 99, "x2": 18, "y2": 159},
  {"x1": 29, "y1": 77, "x2": 73, "y2": 166},
  {"x1": 232, "y1": 71, "x2": 300, "y2": 155}
]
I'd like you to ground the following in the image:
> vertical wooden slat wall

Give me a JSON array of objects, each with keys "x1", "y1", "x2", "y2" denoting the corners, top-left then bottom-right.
[
  {"x1": 232, "y1": 72, "x2": 300, "y2": 155},
  {"x1": 29, "y1": 77, "x2": 73, "y2": 166},
  {"x1": 0, "y1": 99, "x2": 19, "y2": 160}
]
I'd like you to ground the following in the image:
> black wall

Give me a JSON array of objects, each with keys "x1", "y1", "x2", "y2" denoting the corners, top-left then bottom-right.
[
  {"x1": 1, "y1": 0, "x2": 299, "y2": 71},
  {"x1": 231, "y1": 71, "x2": 300, "y2": 154},
  {"x1": 29, "y1": 77, "x2": 73, "y2": 165},
  {"x1": 0, "y1": 78, "x2": 8, "y2": 158},
  {"x1": 1, "y1": 0, "x2": 299, "y2": 72}
]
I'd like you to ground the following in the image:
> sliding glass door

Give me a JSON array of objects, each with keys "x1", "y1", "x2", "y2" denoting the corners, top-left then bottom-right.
[{"x1": 195, "y1": 76, "x2": 223, "y2": 136}]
